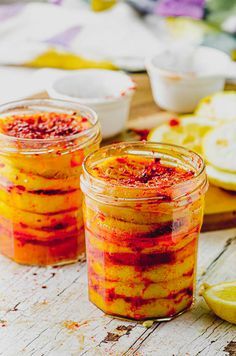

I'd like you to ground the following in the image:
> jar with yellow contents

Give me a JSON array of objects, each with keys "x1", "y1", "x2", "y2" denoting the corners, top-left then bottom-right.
[
  {"x1": 81, "y1": 142, "x2": 208, "y2": 321},
  {"x1": 0, "y1": 99, "x2": 101, "y2": 266}
]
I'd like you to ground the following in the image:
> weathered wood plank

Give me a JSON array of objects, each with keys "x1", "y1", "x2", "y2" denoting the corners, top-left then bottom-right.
[{"x1": 0, "y1": 228, "x2": 235, "y2": 356}]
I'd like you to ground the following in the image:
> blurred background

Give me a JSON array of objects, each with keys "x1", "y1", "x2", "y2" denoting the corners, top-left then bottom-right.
[{"x1": 0, "y1": 0, "x2": 235, "y2": 103}]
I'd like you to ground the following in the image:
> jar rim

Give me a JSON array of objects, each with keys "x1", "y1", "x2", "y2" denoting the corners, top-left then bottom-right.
[
  {"x1": 0, "y1": 98, "x2": 99, "y2": 144},
  {"x1": 81, "y1": 141, "x2": 207, "y2": 203}
]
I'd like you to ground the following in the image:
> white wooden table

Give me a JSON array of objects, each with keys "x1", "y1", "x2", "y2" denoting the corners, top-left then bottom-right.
[{"x1": 0, "y1": 228, "x2": 235, "y2": 356}]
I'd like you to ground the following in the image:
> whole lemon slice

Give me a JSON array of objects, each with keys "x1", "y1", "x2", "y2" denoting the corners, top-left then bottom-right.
[
  {"x1": 148, "y1": 116, "x2": 217, "y2": 154},
  {"x1": 206, "y1": 165, "x2": 236, "y2": 191},
  {"x1": 200, "y1": 281, "x2": 236, "y2": 324},
  {"x1": 196, "y1": 92, "x2": 236, "y2": 122},
  {"x1": 203, "y1": 122, "x2": 236, "y2": 173}
]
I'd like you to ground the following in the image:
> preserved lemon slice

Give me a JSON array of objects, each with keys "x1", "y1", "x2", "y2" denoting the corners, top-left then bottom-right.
[
  {"x1": 206, "y1": 165, "x2": 236, "y2": 191},
  {"x1": 200, "y1": 281, "x2": 236, "y2": 324},
  {"x1": 203, "y1": 122, "x2": 236, "y2": 173},
  {"x1": 147, "y1": 116, "x2": 217, "y2": 154},
  {"x1": 196, "y1": 92, "x2": 236, "y2": 122}
]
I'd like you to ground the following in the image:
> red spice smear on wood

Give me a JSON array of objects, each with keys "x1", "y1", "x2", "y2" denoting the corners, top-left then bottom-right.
[
  {"x1": 92, "y1": 155, "x2": 194, "y2": 188},
  {"x1": 1, "y1": 112, "x2": 90, "y2": 139}
]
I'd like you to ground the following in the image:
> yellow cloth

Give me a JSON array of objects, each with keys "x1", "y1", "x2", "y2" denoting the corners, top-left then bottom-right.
[
  {"x1": 26, "y1": 49, "x2": 117, "y2": 70},
  {"x1": 91, "y1": 0, "x2": 117, "y2": 12}
]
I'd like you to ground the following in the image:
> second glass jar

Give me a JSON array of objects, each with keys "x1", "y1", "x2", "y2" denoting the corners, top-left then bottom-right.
[{"x1": 81, "y1": 142, "x2": 208, "y2": 321}]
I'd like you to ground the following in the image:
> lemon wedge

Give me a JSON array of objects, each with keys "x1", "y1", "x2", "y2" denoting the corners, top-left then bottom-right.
[
  {"x1": 206, "y1": 165, "x2": 236, "y2": 191},
  {"x1": 147, "y1": 116, "x2": 217, "y2": 154},
  {"x1": 200, "y1": 281, "x2": 236, "y2": 324},
  {"x1": 203, "y1": 122, "x2": 236, "y2": 173},
  {"x1": 196, "y1": 92, "x2": 236, "y2": 122}
]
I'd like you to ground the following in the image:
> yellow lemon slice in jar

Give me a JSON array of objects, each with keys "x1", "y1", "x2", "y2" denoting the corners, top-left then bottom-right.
[
  {"x1": 203, "y1": 122, "x2": 236, "y2": 173},
  {"x1": 200, "y1": 281, "x2": 236, "y2": 324},
  {"x1": 147, "y1": 116, "x2": 217, "y2": 154},
  {"x1": 196, "y1": 92, "x2": 236, "y2": 122}
]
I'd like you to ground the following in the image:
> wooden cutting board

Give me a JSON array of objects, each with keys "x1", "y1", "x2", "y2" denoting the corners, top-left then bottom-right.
[{"x1": 105, "y1": 74, "x2": 236, "y2": 231}]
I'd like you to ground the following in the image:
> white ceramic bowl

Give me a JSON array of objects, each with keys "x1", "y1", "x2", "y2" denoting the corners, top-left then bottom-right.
[
  {"x1": 146, "y1": 46, "x2": 236, "y2": 113},
  {"x1": 47, "y1": 69, "x2": 135, "y2": 138}
]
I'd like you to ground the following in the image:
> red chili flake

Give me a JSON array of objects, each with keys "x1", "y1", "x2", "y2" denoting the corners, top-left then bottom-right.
[
  {"x1": 183, "y1": 268, "x2": 194, "y2": 277},
  {"x1": 98, "y1": 213, "x2": 105, "y2": 221},
  {"x1": 169, "y1": 118, "x2": 180, "y2": 127},
  {"x1": 7, "y1": 185, "x2": 13, "y2": 193},
  {"x1": 2, "y1": 112, "x2": 91, "y2": 139},
  {"x1": 16, "y1": 185, "x2": 26, "y2": 191},
  {"x1": 167, "y1": 308, "x2": 176, "y2": 316},
  {"x1": 20, "y1": 222, "x2": 28, "y2": 228},
  {"x1": 131, "y1": 129, "x2": 150, "y2": 141},
  {"x1": 116, "y1": 157, "x2": 127, "y2": 164},
  {"x1": 70, "y1": 155, "x2": 83, "y2": 167},
  {"x1": 94, "y1": 155, "x2": 194, "y2": 188}
]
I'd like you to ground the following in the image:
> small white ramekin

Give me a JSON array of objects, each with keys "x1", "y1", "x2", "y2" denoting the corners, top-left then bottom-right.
[
  {"x1": 47, "y1": 69, "x2": 136, "y2": 138},
  {"x1": 146, "y1": 46, "x2": 235, "y2": 113}
]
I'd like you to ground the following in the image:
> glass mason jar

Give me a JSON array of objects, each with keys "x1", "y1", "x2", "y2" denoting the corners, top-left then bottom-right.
[
  {"x1": 81, "y1": 142, "x2": 208, "y2": 321},
  {"x1": 0, "y1": 99, "x2": 101, "y2": 266}
]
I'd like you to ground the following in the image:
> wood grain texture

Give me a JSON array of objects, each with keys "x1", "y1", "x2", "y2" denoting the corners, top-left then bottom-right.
[{"x1": 0, "y1": 229, "x2": 235, "y2": 356}]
